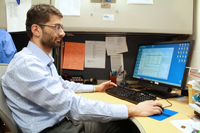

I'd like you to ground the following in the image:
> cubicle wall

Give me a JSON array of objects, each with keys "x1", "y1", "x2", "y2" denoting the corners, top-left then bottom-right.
[
  {"x1": 59, "y1": 34, "x2": 171, "y2": 81},
  {"x1": 1, "y1": 0, "x2": 194, "y2": 34},
  {"x1": 52, "y1": 0, "x2": 193, "y2": 34},
  {"x1": 1, "y1": 0, "x2": 194, "y2": 81},
  {"x1": 9, "y1": 33, "x2": 172, "y2": 81}
]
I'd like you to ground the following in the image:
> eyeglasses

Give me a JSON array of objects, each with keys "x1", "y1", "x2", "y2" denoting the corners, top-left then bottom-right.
[{"x1": 38, "y1": 23, "x2": 64, "y2": 31}]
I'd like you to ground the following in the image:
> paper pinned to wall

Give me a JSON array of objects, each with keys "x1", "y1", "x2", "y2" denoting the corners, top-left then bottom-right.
[
  {"x1": 110, "y1": 54, "x2": 124, "y2": 71},
  {"x1": 106, "y1": 37, "x2": 128, "y2": 55},
  {"x1": 5, "y1": 0, "x2": 31, "y2": 32},
  {"x1": 127, "y1": 0, "x2": 153, "y2": 4},
  {"x1": 55, "y1": 0, "x2": 81, "y2": 16},
  {"x1": 62, "y1": 42, "x2": 85, "y2": 70},
  {"x1": 110, "y1": 54, "x2": 124, "y2": 81},
  {"x1": 85, "y1": 41, "x2": 106, "y2": 69}
]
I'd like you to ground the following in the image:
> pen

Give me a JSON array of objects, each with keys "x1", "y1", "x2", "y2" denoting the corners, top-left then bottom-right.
[
  {"x1": 112, "y1": 69, "x2": 115, "y2": 76},
  {"x1": 120, "y1": 71, "x2": 124, "y2": 74},
  {"x1": 117, "y1": 66, "x2": 122, "y2": 75},
  {"x1": 16, "y1": 0, "x2": 20, "y2": 5},
  {"x1": 114, "y1": 71, "x2": 117, "y2": 76},
  {"x1": 113, "y1": 71, "x2": 116, "y2": 76},
  {"x1": 110, "y1": 70, "x2": 112, "y2": 76}
]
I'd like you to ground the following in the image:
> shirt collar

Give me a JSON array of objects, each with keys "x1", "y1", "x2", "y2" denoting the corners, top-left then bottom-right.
[{"x1": 27, "y1": 41, "x2": 54, "y2": 66}]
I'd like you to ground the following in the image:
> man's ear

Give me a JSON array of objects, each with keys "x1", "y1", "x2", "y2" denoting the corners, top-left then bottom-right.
[{"x1": 31, "y1": 24, "x2": 41, "y2": 37}]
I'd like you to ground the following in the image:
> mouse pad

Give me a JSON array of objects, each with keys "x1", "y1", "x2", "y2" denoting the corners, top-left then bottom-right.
[{"x1": 149, "y1": 108, "x2": 178, "y2": 121}]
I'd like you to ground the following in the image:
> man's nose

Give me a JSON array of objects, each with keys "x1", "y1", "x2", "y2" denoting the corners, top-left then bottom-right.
[{"x1": 59, "y1": 29, "x2": 65, "y2": 38}]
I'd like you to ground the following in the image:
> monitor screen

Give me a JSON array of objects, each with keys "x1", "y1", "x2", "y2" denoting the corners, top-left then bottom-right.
[{"x1": 132, "y1": 40, "x2": 194, "y2": 91}]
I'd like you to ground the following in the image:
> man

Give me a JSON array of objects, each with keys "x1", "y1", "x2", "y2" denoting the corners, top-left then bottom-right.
[{"x1": 2, "y1": 4, "x2": 163, "y2": 133}]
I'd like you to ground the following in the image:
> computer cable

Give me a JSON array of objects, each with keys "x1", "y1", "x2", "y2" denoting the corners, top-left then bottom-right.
[{"x1": 157, "y1": 98, "x2": 172, "y2": 109}]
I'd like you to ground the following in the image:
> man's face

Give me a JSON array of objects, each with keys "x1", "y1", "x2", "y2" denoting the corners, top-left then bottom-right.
[{"x1": 40, "y1": 15, "x2": 65, "y2": 49}]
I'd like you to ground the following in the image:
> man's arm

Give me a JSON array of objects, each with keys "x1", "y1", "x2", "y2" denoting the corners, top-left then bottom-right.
[
  {"x1": 94, "y1": 80, "x2": 117, "y2": 92},
  {"x1": 59, "y1": 76, "x2": 93, "y2": 92},
  {"x1": 126, "y1": 100, "x2": 163, "y2": 117},
  {"x1": 95, "y1": 81, "x2": 163, "y2": 117}
]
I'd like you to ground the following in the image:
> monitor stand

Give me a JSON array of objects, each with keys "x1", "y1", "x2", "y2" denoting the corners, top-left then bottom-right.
[
  {"x1": 141, "y1": 89, "x2": 179, "y2": 99},
  {"x1": 138, "y1": 81, "x2": 179, "y2": 99}
]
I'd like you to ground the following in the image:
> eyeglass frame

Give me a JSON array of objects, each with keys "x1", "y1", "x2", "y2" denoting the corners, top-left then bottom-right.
[{"x1": 37, "y1": 23, "x2": 64, "y2": 31}]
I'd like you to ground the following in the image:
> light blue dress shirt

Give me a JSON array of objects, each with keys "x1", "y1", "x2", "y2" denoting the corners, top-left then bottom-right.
[
  {"x1": 2, "y1": 41, "x2": 128, "y2": 133},
  {"x1": 0, "y1": 29, "x2": 17, "y2": 63}
]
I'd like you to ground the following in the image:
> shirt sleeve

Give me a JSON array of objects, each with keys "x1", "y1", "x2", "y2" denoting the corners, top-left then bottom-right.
[
  {"x1": 59, "y1": 76, "x2": 94, "y2": 92},
  {"x1": 0, "y1": 29, "x2": 17, "y2": 63},
  {"x1": 5, "y1": 57, "x2": 128, "y2": 122}
]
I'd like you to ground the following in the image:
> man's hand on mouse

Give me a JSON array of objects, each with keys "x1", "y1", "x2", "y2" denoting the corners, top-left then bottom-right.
[{"x1": 126, "y1": 100, "x2": 163, "y2": 117}]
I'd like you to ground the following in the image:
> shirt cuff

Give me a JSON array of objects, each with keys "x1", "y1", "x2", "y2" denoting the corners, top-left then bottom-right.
[
  {"x1": 82, "y1": 84, "x2": 94, "y2": 92},
  {"x1": 110, "y1": 104, "x2": 128, "y2": 120}
]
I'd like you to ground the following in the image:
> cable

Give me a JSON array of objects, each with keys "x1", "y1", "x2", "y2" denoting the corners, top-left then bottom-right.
[
  {"x1": 157, "y1": 98, "x2": 172, "y2": 109},
  {"x1": 163, "y1": 99, "x2": 172, "y2": 108}
]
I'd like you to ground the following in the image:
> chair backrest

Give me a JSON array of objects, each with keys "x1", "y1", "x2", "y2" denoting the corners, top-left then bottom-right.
[{"x1": 0, "y1": 63, "x2": 19, "y2": 133}]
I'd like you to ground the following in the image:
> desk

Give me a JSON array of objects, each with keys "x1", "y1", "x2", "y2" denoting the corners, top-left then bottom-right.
[{"x1": 77, "y1": 92, "x2": 195, "y2": 133}]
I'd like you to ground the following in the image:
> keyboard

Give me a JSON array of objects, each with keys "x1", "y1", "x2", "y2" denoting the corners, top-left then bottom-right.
[{"x1": 106, "y1": 86, "x2": 156, "y2": 104}]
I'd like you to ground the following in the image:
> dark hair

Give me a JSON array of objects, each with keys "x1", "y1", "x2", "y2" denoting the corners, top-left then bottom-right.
[{"x1": 26, "y1": 4, "x2": 63, "y2": 38}]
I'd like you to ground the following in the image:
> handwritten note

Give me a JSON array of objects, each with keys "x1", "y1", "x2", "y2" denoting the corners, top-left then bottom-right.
[{"x1": 62, "y1": 42, "x2": 85, "y2": 70}]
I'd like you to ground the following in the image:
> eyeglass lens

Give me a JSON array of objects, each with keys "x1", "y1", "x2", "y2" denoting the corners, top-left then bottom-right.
[{"x1": 56, "y1": 25, "x2": 63, "y2": 30}]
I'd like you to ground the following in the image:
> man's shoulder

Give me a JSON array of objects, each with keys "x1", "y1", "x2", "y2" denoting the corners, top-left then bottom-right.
[
  {"x1": 16, "y1": 48, "x2": 38, "y2": 59},
  {"x1": 12, "y1": 48, "x2": 40, "y2": 65}
]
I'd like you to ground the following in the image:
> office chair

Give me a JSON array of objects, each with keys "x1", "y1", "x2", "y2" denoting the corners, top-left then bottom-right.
[{"x1": 0, "y1": 63, "x2": 19, "y2": 133}]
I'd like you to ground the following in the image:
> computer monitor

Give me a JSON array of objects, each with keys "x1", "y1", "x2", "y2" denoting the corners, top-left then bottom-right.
[{"x1": 132, "y1": 40, "x2": 194, "y2": 98}]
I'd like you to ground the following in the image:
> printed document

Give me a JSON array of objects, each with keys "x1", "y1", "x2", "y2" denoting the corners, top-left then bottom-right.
[
  {"x1": 170, "y1": 119, "x2": 194, "y2": 133},
  {"x1": 106, "y1": 37, "x2": 128, "y2": 55},
  {"x1": 55, "y1": 0, "x2": 81, "y2": 16},
  {"x1": 5, "y1": 0, "x2": 31, "y2": 32},
  {"x1": 110, "y1": 54, "x2": 124, "y2": 71},
  {"x1": 127, "y1": 0, "x2": 153, "y2": 4},
  {"x1": 85, "y1": 41, "x2": 106, "y2": 69}
]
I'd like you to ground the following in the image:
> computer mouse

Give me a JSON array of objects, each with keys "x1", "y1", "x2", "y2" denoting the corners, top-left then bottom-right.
[
  {"x1": 156, "y1": 106, "x2": 164, "y2": 111},
  {"x1": 159, "y1": 106, "x2": 164, "y2": 111}
]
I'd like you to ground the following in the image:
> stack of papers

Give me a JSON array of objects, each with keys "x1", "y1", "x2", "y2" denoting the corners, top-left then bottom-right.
[{"x1": 170, "y1": 119, "x2": 195, "y2": 133}]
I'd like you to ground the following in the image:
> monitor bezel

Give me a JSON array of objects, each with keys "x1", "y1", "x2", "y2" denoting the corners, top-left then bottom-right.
[{"x1": 131, "y1": 40, "x2": 194, "y2": 90}]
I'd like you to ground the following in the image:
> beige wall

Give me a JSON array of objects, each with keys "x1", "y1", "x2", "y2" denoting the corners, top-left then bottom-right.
[
  {"x1": 188, "y1": 0, "x2": 200, "y2": 81},
  {"x1": 0, "y1": 0, "x2": 197, "y2": 82},
  {"x1": 53, "y1": 0, "x2": 193, "y2": 34},
  {"x1": 0, "y1": 0, "x2": 50, "y2": 29},
  {"x1": 0, "y1": 0, "x2": 194, "y2": 34}
]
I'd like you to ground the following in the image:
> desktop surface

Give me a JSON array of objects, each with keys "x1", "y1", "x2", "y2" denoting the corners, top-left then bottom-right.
[{"x1": 77, "y1": 92, "x2": 195, "y2": 133}]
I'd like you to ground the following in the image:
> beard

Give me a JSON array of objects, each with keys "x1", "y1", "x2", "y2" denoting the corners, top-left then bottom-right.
[{"x1": 40, "y1": 30, "x2": 62, "y2": 49}]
